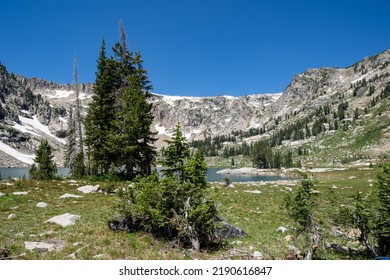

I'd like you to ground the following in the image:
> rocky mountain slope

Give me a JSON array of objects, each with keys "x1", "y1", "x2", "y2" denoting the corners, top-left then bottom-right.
[{"x1": 0, "y1": 48, "x2": 389, "y2": 167}]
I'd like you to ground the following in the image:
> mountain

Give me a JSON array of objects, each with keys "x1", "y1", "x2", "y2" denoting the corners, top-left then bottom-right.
[{"x1": 0, "y1": 49, "x2": 389, "y2": 167}]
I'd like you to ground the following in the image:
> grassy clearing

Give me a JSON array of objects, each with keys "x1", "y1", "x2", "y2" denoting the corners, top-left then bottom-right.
[{"x1": 0, "y1": 167, "x2": 379, "y2": 260}]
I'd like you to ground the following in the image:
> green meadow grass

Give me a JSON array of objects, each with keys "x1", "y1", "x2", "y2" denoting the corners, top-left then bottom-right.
[{"x1": 0, "y1": 168, "x2": 379, "y2": 260}]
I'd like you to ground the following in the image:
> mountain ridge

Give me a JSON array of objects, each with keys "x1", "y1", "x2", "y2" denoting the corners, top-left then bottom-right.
[{"x1": 0, "y1": 48, "x2": 389, "y2": 167}]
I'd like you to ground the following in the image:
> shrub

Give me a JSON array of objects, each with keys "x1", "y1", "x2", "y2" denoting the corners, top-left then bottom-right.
[
  {"x1": 117, "y1": 172, "x2": 220, "y2": 250},
  {"x1": 114, "y1": 125, "x2": 221, "y2": 250}
]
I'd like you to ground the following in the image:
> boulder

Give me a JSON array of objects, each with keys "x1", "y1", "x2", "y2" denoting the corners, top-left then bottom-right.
[
  {"x1": 59, "y1": 193, "x2": 83, "y2": 199},
  {"x1": 46, "y1": 213, "x2": 81, "y2": 227},
  {"x1": 77, "y1": 185, "x2": 99, "y2": 194},
  {"x1": 24, "y1": 240, "x2": 65, "y2": 253},
  {"x1": 108, "y1": 216, "x2": 141, "y2": 232},
  {"x1": 218, "y1": 222, "x2": 247, "y2": 239}
]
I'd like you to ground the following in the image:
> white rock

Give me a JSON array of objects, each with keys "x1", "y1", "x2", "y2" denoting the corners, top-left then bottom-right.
[
  {"x1": 230, "y1": 240, "x2": 243, "y2": 245},
  {"x1": 0, "y1": 192, "x2": 5, "y2": 196},
  {"x1": 8, "y1": 213, "x2": 16, "y2": 219},
  {"x1": 92, "y1": 253, "x2": 106, "y2": 259},
  {"x1": 46, "y1": 213, "x2": 81, "y2": 227},
  {"x1": 277, "y1": 226, "x2": 288, "y2": 233},
  {"x1": 348, "y1": 176, "x2": 357, "y2": 179},
  {"x1": 228, "y1": 183, "x2": 235, "y2": 188},
  {"x1": 36, "y1": 202, "x2": 48, "y2": 208},
  {"x1": 67, "y1": 252, "x2": 77, "y2": 259},
  {"x1": 244, "y1": 190, "x2": 262, "y2": 194},
  {"x1": 59, "y1": 193, "x2": 83, "y2": 199},
  {"x1": 13, "y1": 191, "x2": 29, "y2": 195},
  {"x1": 24, "y1": 241, "x2": 64, "y2": 252},
  {"x1": 253, "y1": 251, "x2": 263, "y2": 258},
  {"x1": 77, "y1": 185, "x2": 99, "y2": 194}
]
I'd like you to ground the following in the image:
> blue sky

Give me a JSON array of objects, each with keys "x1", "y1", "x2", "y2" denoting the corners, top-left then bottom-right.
[{"x1": 1, "y1": 0, "x2": 389, "y2": 97}]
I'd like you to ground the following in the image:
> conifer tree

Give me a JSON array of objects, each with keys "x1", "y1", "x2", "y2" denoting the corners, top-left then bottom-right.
[
  {"x1": 160, "y1": 123, "x2": 190, "y2": 182},
  {"x1": 73, "y1": 53, "x2": 85, "y2": 176},
  {"x1": 64, "y1": 107, "x2": 77, "y2": 170},
  {"x1": 86, "y1": 22, "x2": 157, "y2": 179},
  {"x1": 184, "y1": 150, "x2": 208, "y2": 187},
  {"x1": 375, "y1": 163, "x2": 390, "y2": 255},
  {"x1": 85, "y1": 39, "x2": 118, "y2": 174},
  {"x1": 29, "y1": 140, "x2": 57, "y2": 180},
  {"x1": 117, "y1": 51, "x2": 156, "y2": 178}
]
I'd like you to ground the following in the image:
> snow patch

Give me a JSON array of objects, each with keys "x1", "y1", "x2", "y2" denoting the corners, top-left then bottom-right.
[
  {"x1": 20, "y1": 110, "x2": 32, "y2": 115},
  {"x1": 0, "y1": 141, "x2": 35, "y2": 164},
  {"x1": 52, "y1": 90, "x2": 74, "y2": 99},
  {"x1": 18, "y1": 115, "x2": 66, "y2": 144},
  {"x1": 155, "y1": 124, "x2": 172, "y2": 136},
  {"x1": 153, "y1": 93, "x2": 202, "y2": 106},
  {"x1": 12, "y1": 123, "x2": 40, "y2": 137},
  {"x1": 221, "y1": 95, "x2": 237, "y2": 100}
]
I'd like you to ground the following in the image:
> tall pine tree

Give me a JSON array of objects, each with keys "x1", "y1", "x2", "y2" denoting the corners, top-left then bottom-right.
[
  {"x1": 85, "y1": 39, "x2": 119, "y2": 175},
  {"x1": 85, "y1": 22, "x2": 157, "y2": 179}
]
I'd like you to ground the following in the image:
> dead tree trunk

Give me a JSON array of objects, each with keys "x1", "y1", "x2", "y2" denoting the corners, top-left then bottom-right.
[{"x1": 305, "y1": 225, "x2": 319, "y2": 260}]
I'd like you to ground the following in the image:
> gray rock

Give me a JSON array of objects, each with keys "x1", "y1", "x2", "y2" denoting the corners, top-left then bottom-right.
[
  {"x1": 59, "y1": 193, "x2": 83, "y2": 199},
  {"x1": 36, "y1": 202, "x2": 48, "y2": 208},
  {"x1": 287, "y1": 245, "x2": 301, "y2": 255},
  {"x1": 77, "y1": 185, "x2": 99, "y2": 194},
  {"x1": 46, "y1": 213, "x2": 81, "y2": 227},
  {"x1": 218, "y1": 221, "x2": 247, "y2": 239},
  {"x1": 0, "y1": 192, "x2": 5, "y2": 197}
]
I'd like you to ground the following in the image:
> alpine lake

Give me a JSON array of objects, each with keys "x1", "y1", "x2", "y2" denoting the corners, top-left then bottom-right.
[{"x1": 0, "y1": 167, "x2": 289, "y2": 183}]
